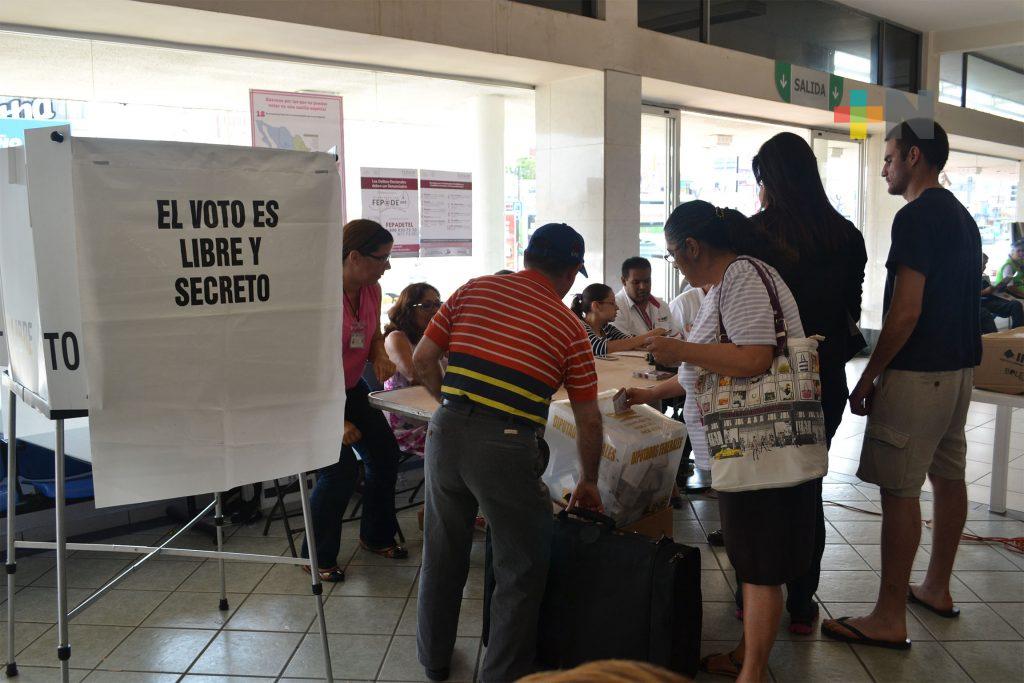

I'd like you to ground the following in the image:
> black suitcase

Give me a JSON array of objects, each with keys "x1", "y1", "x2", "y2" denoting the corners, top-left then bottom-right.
[{"x1": 482, "y1": 508, "x2": 702, "y2": 677}]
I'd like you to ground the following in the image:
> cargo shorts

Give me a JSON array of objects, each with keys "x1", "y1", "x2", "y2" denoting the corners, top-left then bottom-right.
[{"x1": 857, "y1": 368, "x2": 973, "y2": 498}]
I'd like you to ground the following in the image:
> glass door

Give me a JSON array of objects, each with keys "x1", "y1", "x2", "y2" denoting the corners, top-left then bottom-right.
[
  {"x1": 812, "y1": 131, "x2": 864, "y2": 230},
  {"x1": 640, "y1": 106, "x2": 679, "y2": 303}
]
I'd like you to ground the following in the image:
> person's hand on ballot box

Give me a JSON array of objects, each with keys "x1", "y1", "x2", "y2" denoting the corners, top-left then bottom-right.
[
  {"x1": 568, "y1": 478, "x2": 604, "y2": 513},
  {"x1": 624, "y1": 387, "x2": 653, "y2": 408}
]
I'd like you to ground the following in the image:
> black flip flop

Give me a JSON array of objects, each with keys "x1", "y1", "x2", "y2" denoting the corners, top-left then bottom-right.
[
  {"x1": 908, "y1": 589, "x2": 960, "y2": 618},
  {"x1": 821, "y1": 617, "x2": 911, "y2": 650}
]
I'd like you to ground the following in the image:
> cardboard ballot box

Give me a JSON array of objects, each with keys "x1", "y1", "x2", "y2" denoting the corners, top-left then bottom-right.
[
  {"x1": 542, "y1": 391, "x2": 687, "y2": 527},
  {"x1": 620, "y1": 505, "x2": 674, "y2": 539},
  {"x1": 975, "y1": 329, "x2": 1024, "y2": 395}
]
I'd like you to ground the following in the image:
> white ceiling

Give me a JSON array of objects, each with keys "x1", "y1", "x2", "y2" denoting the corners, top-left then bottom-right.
[{"x1": 835, "y1": 0, "x2": 1024, "y2": 32}]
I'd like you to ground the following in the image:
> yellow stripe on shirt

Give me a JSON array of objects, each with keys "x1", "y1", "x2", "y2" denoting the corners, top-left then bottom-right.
[
  {"x1": 445, "y1": 365, "x2": 551, "y2": 406},
  {"x1": 440, "y1": 387, "x2": 549, "y2": 426}
]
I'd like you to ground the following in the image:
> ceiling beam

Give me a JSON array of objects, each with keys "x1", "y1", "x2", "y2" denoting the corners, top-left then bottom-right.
[{"x1": 932, "y1": 21, "x2": 1024, "y2": 54}]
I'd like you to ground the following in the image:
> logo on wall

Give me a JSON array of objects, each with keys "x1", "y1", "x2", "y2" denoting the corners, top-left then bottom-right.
[
  {"x1": 833, "y1": 88, "x2": 937, "y2": 140},
  {"x1": 0, "y1": 96, "x2": 70, "y2": 148}
]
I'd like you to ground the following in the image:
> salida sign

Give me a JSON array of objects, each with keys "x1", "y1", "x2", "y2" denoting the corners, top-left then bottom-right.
[{"x1": 774, "y1": 62, "x2": 844, "y2": 111}]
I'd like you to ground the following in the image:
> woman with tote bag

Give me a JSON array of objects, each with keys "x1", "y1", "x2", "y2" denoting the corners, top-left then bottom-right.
[{"x1": 625, "y1": 200, "x2": 827, "y2": 683}]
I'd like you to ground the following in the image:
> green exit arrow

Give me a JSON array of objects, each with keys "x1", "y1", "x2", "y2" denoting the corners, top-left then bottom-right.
[
  {"x1": 775, "y1": 61, "x2": 792, "y2": 103},
  {"x1": 829, "y1": 74, "x2": 844, "y2": 109}
]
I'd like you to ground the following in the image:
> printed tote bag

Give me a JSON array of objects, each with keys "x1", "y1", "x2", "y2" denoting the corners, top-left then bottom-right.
[{"x1": 694, "y1": 257, "x2": 828, "y2": 492}]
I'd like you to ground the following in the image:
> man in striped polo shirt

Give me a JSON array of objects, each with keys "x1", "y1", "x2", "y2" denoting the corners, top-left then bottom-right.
[{"x1": 413, "y1": 223, "x2": 604, "y2": 682}]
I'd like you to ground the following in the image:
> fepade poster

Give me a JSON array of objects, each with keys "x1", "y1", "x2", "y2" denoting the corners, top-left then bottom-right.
[
  {"x1": 70, "y1": 138, "x2": 346, "y2": 507},
  {"x1": 0, "y1": 130, "x2": 89, "y2": 413},
  {"x1": 420, "y1": 170, "x2": 472, "y2": 256},
  {"x1": 360, "y1": 167, "x2": 420, "y2": 257}
]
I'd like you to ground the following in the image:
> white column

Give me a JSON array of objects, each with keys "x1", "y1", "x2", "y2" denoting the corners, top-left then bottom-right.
[
  {"x1": 603, "y1": 70, "x2": 642, "y2": 287},
  {"x1": 535, "y1": 70, "x2": 641, "y2": 288},
  {"x1": 473, "y1": 94, "x2": 506, "y2": 274}
]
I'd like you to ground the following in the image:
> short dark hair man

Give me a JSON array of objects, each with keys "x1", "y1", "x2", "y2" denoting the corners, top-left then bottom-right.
[
  {"x1": 823, "y1": 119, "x2": 982, "y2": 649},
  {"x1": 614, "y1": 256, "x2": 682, "y2": 338},
  {"x1": 413, "y1": 223, "x2": 604, "y2": 682}
]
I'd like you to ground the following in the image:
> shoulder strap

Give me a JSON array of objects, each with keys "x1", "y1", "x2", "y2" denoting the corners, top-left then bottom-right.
[{"x1": 716, "y1": 257, "x2": 787, "y2": 357}]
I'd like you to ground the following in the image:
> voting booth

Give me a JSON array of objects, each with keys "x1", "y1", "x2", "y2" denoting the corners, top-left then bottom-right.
[{"x1": 0, "y1": 127, "x2": 345, "y2": 680}]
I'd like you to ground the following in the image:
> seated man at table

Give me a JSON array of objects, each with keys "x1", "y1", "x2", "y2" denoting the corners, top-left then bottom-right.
[
  {"x1": 980, "y1": 253, "x2": 1024, "y2": 333},
  {"x1": 412, "y1": 222, "x2": 604, "y2": 682},
  {"x1": 614, "y1": 257, "x2": 683, "y2": 340}
]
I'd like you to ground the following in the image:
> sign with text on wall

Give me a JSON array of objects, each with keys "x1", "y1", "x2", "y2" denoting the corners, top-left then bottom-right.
[
  {"x1": 774, "y1": 62, "x2": 844, "y2": 111},
  {"x1": 0, "y1": 96, "x2": 70, "y2": 149},
  {"x1": 6, "y1": 131, "x2": 348, "y2": 507},
  {"x1": 420, "y1": 170, "x2": 473, "y2": 257},
  {"x1": 360, "y1": 167, "x2": 420, "y2": 257},
  {"x1": 250, "y1": 89, "x2": 346, "y2": 223}
]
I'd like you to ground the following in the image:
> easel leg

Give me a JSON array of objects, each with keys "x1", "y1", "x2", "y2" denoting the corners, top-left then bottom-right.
[
  {"x1": 54, "y1": 420, "x2": 70, "y2": 682},
  {"x1": 298, "y1": 472, "x2": 333, "y2": 682},
  {"x1": 5, "y1": 388, "x2": 18, "y2": 677},
  {"x1": 214, "y1": 493, "x2": 229, "y2": 611}
]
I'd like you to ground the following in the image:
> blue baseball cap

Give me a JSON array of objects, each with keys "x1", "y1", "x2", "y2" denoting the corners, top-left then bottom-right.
[{"x1": 525, "y1": 223, "x2": 588, "y2": 277}]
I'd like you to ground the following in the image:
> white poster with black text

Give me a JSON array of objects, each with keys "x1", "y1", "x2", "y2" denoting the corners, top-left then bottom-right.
[
  {"x1": 420, "y1": 170, "x2": 472, "y2": 256},
  {"x1": 71, "y1": 139, "x2": 346, "y2": 507}
]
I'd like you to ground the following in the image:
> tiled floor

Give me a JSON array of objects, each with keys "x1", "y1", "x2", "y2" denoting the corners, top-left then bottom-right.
[{"x1": 1, "y1": 365, "x2": 1023, "y2": 681}]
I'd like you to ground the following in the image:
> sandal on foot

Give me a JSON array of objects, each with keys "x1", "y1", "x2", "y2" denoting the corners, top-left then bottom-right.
[
  {"x1": 302, "y1": 564, "x2": 346, "y2": 582},
  {"x1": 700, "y1": 650, "x2": 742, "y2": 678},
  {"x1": 908, "y1": 588, "x2": 960, "y2": 619},
  {"x1": 821, "y1": 617, "x2": 911, "y2": 650},
  {"x1": 789, "y1": 603, "x2": 820, "y2": 635},
  {"x1": 359, "y1": 539, "x2": 409, "y2": 559}
]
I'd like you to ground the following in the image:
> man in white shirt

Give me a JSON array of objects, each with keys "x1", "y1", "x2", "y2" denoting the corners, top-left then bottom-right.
[
  {"x1": 669, "y1": 285, "x2": 708, "y2": 340},
  {"x1": 613, "y1": 257, "x2": 683, "y2": 338}
]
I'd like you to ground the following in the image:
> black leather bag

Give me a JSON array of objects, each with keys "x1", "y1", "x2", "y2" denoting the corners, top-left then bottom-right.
[{"x1": 483, "y1": 508, "x2": 702, "y2": 677}]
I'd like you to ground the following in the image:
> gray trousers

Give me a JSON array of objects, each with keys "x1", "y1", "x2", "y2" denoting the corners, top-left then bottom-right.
[{"x1": 416, "y1": 402, "x2": 552, "y2": 683}]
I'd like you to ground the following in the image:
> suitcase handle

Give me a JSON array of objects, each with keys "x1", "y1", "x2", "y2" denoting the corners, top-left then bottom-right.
[{"x1": 559, "y1": 506, "x2": 617, "y2": 530}]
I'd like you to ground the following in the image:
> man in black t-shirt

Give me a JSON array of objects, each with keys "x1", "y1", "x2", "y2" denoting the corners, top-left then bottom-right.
[{"x1": 823, "y1": 120, "x2": 981, "y2": 651}]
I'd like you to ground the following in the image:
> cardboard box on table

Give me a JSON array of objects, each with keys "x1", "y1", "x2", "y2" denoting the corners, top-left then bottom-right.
[
  {"x1": 975, "y1": 329, "x2": 1024, "y2": 394},
  {"x1": 541, "y1": 390, "x2": 687, "y2": 528}
]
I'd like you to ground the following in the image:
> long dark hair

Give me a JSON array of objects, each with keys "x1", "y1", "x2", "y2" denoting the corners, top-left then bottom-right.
[
  {"x1": 664, "y1": 200, "x2": 793, "y2": 269},
  {"x1": 752, "y1": 132, "x2": 848, "y2": 253},
  {"x1": 570, "y1": 283, "x2": 614, "y2": 319},
  {"x1": 343, "y1": 219, "x2": 393, "y2": 260},
  {"x1": 384, "y1": 282, "x2": 439, "y2": 344}
]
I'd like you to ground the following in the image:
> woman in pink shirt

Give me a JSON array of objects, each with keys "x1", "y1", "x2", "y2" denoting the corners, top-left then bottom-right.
[{"x1": 302, "y1": 219, "x2": 407, "y2": 582}]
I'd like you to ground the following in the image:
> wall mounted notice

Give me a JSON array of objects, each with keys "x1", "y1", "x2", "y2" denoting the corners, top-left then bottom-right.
[
  {"x1": 250, "y1": 90, "x2": 344, "y2": 154},
  {"x1": 420, "y1": 170, "x2": 472, "y2": 257},
  {"x1": 360, "y1": 168, "x2": 419, "y2": 257},
  {"x1": 70, "y1": 138, "x2": 346, "y2": 507},
  {"x1": 250, "y1": 89, "x2": 346, "y2": 224},
  {"x1": 774, "y1": 62, "x2": 844, "y2": 111}
]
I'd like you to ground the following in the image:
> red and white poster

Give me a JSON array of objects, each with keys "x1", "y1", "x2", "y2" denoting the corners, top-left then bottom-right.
[
  {"x1": 360, "y1": 167, "x2": 419, "y2": 257},
  {"x1": 420, "y1": 170, "x2": 472, "y2": 257}
]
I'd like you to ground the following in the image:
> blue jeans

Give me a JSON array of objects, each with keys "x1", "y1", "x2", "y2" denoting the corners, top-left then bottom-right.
[{"x1": 302, "y1": 380, "x2": 401, "y2": 568}]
